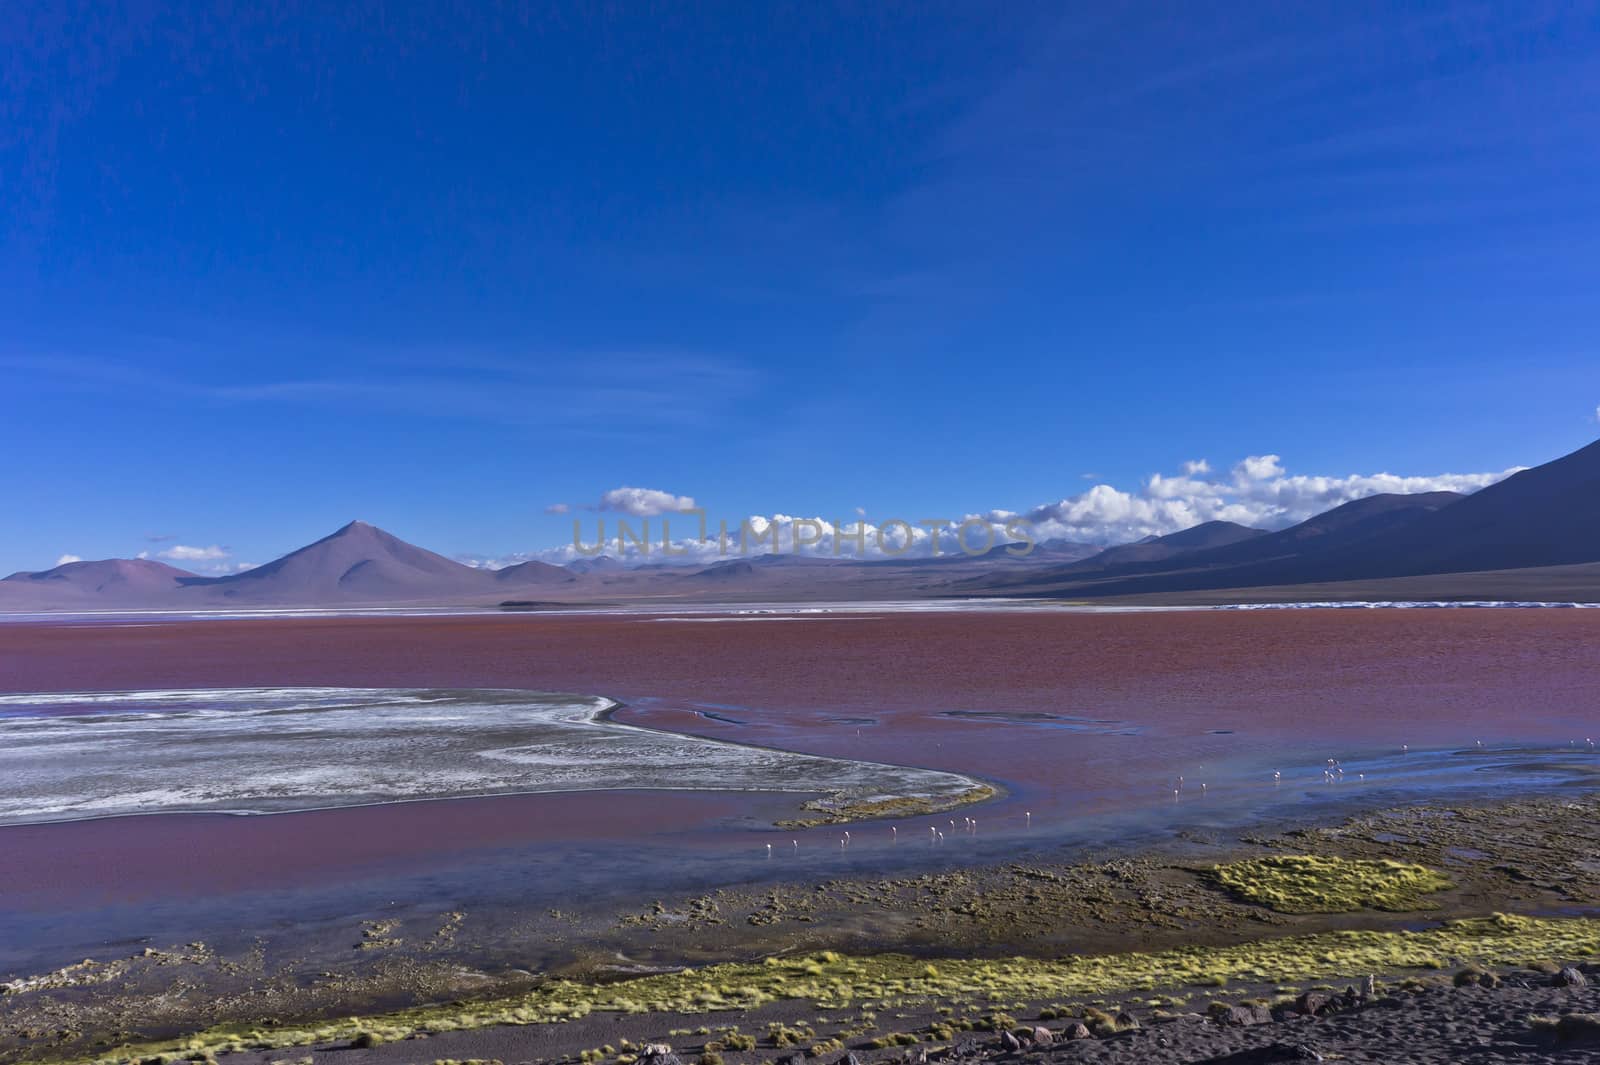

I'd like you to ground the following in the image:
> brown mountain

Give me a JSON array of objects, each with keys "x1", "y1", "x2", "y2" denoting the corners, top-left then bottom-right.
[
  {"x1": 981, "y1": 438, "x2": 1600, "y2": 600},
  {"x1": 1070, "y1": 520, "x2": 1267, "y2": 571},
  {"x1": 969, "y1": 491, "x2": 1468, "y2": 598},
  {"x1": 0, "y1": 558, "x2": 198, "y2": 608}
]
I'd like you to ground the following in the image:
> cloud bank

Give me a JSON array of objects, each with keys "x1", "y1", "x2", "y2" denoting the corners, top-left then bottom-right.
[
  {"x1": 1004, "y1": 455, "x2": 1518, "y2": 546},
  {"x1": 475, "y1": 455, "x2": 1524, "y2": 568}
]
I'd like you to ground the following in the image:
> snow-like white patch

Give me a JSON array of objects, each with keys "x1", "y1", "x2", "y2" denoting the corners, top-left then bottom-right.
[{"x1": 0, "y1": 687, "x2": 985, "y2": 826}]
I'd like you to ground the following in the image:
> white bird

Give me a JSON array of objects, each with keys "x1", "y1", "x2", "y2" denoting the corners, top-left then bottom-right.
[
  {"x1": 766, "y1": 843, "x2": 773, "y2": 857},
  {"x1": 1272, "y1": 770, "x2": 1281, "y2": 783}
]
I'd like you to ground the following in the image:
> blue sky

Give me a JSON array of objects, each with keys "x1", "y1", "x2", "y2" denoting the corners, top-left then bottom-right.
[{"x1": 3, "y1": 2, "x2": 1598, "y2": 572}]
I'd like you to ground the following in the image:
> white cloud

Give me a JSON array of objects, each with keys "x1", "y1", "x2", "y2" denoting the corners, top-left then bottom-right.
[
  {"x1": 159, "y1": 544, "x2": 230, "y2": 562},
  {"x1": 1233, "y1": 454, "x2": 1285, "y2": 481},
  {"x1": 485, "y1": 454, "x2": 1524, "y2": 568},
  {"x1": 1182, "y1": 459, "x2": 1211, "y2": 475},
  {"x1": 1007, "y1": 457, "x2": 1521, "y2": 547},
  {"x1": 596, "y1": 486, "x2": 697, "y2": 517},
  {"x1": 55, "y1": 554, "x2": 82, "y2": 566},
  {"x1": 544, "y1": 502, "x2": 571, "y2": 515}
]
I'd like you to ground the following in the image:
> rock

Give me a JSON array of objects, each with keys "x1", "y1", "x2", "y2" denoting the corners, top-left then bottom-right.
[
  {"x1": 998, "y1": 1029, "x2": 1023, "y2": 1052},
  {"x1": 1028, "y1": 1026, "x2": 1053, "y2": 1046},
  {"x1": 638, "y1": 1046, "x2": 678, "y2": 1065},
  {"x1": 1554, "y1": 966, "x2": 1589, "y2": 988},
  {"x1": 1295, "y1": 991, "x2": 1335, "y2": 1016},
  {"x1": 842, "y1": 1055, "x2": 865, "y2": 1065},
  {"x1": 1061, "y1": 1022, "x2": 1091, "y2": 1040},
  {"x1": 1554, "y1": 1014, "x2": 1600, "y2": 1045},
  {"x1": 1194, "y1": 1045, "x2": 1324, "y2": 1064},
  {"x1": 1210, "y1": 1003, "x2": 1270, "y2": 1026},
  {"x1": 1114, "y1": 1011, "x2": 1140, "y2": 1030}
]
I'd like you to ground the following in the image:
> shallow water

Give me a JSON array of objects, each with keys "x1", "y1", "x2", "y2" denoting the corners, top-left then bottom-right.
[{"x1": 2, "y1": 608, "x2": 1599, "y2": 974}]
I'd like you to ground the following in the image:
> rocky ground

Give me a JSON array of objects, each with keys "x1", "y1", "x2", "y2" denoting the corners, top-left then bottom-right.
[{"x1": 223, "y1": 961, "x2": 1600, "y2": 1065}]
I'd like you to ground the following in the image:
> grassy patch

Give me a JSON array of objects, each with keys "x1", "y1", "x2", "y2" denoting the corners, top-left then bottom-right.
[
  {"x1": 776, "y1": 784, "x2": 996, "y2": 829},
  {"x1": 1208, "y1": 855, "x2": 1452, "y2": 913},
  {"x1": 55, "y1": 913, "x2": 1600, "y2": 1065}
]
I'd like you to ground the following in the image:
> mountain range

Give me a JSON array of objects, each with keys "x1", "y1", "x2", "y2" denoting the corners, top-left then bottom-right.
[{"x1": 8, "y1": 438, "x2": 1600, "y2": 611}]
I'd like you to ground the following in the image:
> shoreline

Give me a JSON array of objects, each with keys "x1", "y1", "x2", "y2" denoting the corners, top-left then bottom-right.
[
  {"x1": 6, "y1": 597, "x2": 1600, "y2": 627},
  {"x1": 6, "y1": 791, "x2": 1600, "y2": 1065}
]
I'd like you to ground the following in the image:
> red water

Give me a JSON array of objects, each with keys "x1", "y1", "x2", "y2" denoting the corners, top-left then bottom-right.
[{"x1": 1, "y1": 609, "x2": 1597, "y2": 910}]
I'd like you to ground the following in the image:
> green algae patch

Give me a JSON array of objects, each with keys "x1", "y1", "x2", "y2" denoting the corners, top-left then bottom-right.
[
  {"x1": 776, "y1": 784, "x2": 997, "y2": 829},
  {"x1": 1209, "y1": 856, "x2": 1452, "y2": 914},
  {"x1": 61, "y1": 914, "x2": 1600, "y2": 1065}
]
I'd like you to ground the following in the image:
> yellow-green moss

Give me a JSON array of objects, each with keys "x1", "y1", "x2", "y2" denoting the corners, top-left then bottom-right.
[
  {"x1": 776, "y1": 785, "x2": 997, "y2": 829},
  {"x1": 1209, "y1": 855, "x2": 1452, "y2": 913},
  {"x1": 57, "y1": 913, "x2": 1600, "y2": 1065}
]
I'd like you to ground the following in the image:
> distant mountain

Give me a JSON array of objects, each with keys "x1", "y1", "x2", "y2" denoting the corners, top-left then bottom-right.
[
  {"x1": 1073, "y1": 520, "x2": 1267, "y2": 570},
  {"x1": 1183, "y1": 439, "x2": 1600, "y2": 587},
  {"x1": 0, "y1": 522, "x2": 582, "y2": 610},
  {"x1": 566, "y1": 555, "x2": 625, "y2": 574},
  {"x1": 1152, "y1": 491, "x2": 1463, "y2": 572},
  {"x1": 968, "y1": 492, "x2": 1467, "y2": 597},
  {"x1": 5, "y1": 441, "x2": 1599, "y2": 611},
  {"x1": 495, "y1": 559, "x2": 579, "y2": 586},
  {"x1": 181, "y1": 521, "x2": 492, "y2": 603},
  {"x1": 0, "y1": 558, "x2": 198, "y2": 608}
]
